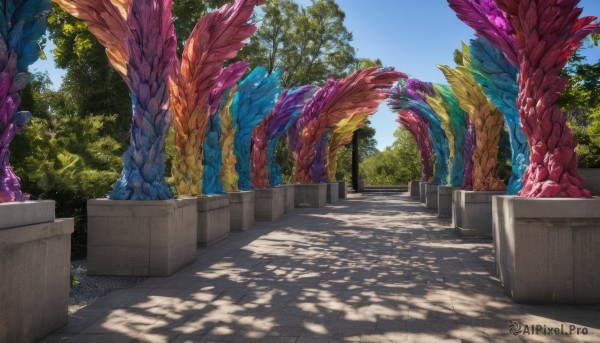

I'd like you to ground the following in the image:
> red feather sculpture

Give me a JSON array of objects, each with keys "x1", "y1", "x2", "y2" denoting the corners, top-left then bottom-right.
[
  {"x1": 495, "y1": 0, "x2": 599, "y2": 197},
  {"x1": 291, "y1": 67, "x2": 405, "y2": 183},
  {"x1": 170, "y1": 0, "x2": 262, "y2": 196}
]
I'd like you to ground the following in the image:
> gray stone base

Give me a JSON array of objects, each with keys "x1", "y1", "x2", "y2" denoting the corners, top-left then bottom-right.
[
  {"x1": 493, "y1": 196, "x2": 600, "y2": 304},
  {"x1": 255, "y1": 188, "x2": 284, "y2": 221},
  {"x1": 87, "y1": 198, "x2": 197, "y2": 276},
  {"x1": 228, "y1": 191, "x2": 255, "y2": 231},
  {"x1": 295, "y1": 183, "x2": 327, "y2": 208},
  {"x1": 338, "y1": 181, "x2": 347, "y2": 199},
  {"x1": 438, "y1": 186, "x2": 460, "y2": 218},
  {"x1": 327, "y1": 183, "x2": 339, "y2": 204},
  {"x1": 452, "y1": 190, "x2": 505, "y2": 238},
  {"x1": 281, "y1": 184, "x2": 295, "y2": 213},
  {"x1": 409, "y1": 181, "x2": 420, "y2": 197},
  {"x1": 0, "y1": 201, "x2": 73, "y2": 343},
  {"x1": 419, "y1": 182, "x2": 428, "y2": 204},
  {"x1": 197, "y1": 195, "x2": 230, "y2": 246},
  {"x1": 425, "y1": 183, "x2": 438, "y2": 210}
]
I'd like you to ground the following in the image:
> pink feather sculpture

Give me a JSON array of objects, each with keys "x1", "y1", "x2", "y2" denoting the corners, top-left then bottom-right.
[
  {"x1": 397, "y1": 110, "x2": 434, "y2": 183},
  {"x1": 495, "y1": 0, "x2": 599, "y2": 197},
  {"x1": 170, "y1": 0, "x2": 263, "y2": 196},
  {"x1": 289, "y1": 67, "x2": 405, "y2": 184}
]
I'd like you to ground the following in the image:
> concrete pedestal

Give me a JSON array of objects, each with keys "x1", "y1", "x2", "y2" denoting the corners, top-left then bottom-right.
[
  {"x1": 255, "y1": 188, "x2": 284, "y2": 221},
  {"x1": 87, "y1": 198, "x2": 197, "y2": 276},
  {"x1": 197, "y1": 195, "x2": 230, "y2": 246},
  {"x1": 338, "y1": 181, "x2": 347, "y2": 199},
  {"x1": 409, "y1": 181, "x2": 420, "y2": 198},
  {"x1": 281, "y1": 184, "x2": 295, "y2": 213},
  {"x1": 228, "y1": 191, "x2": 255, "y2": 231},
  {"x1": 425, "y1": 183, "x2": 438, "y2": 210},
  {"x1": 438, "y1": 186, "x2": 459, "y2": 218},
  {"x1": 452, "y1": 190, "x2": 505, "y2": 237},
  {"x1": 0, "y1": 201, "x2": 73, "y2": 343},
  {"x1": 327, "y1": 182, "x2": 339, "y2": 204},
  {"x1": 493, "y1": 196, "x2": 600, "y2": 304},
  {"x1": 295, "y1": 183, "x2": 327, "y2": 208},
  {"x1": 419, "y1": 182, "x2": 428, "y2": 204}
]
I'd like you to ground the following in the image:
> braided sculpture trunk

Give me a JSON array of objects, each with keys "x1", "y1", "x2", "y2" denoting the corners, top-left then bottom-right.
[
  {"x1": 202, "y1": 62, "x2": 248, "y2": 195},
  {"x1": 311, "y1": 133, "x2": 330, "y2": 183},
  {"x1": 388, "y1": 79, "x2": 451, "y2": 186},
  {"x1": 447, "y1": 0, "x2": 529, "y2": 195},
  {"x1": 0, "y1": 0, "x2": 51, "y2": 202},
  {"x1": 463, "y1": 123, "x2": 477, "y2": 190},
  {"x1": 251, "y1": 86, "x2": 316, "y2": 189},
  {"x1": 290, "y1": 67, "x2": 405, "y2": 184},
  {"x1": 170, "y1": 0, "x2": 261, "y2": 197},
  {"x1": 57, "y1": 0, "x2": 179, "y2": 200},
  {"x1": 495, "y1": 0, "x2": 598, "y2": 197},
  {"x1": 219, "y1": 85, "x2": 239, "y2": 192},
  {"x1": 439, "y1": 43, "x2": 506, "y2": 192},
  {"x1": 426, "y1": 84, "x2": 468, "y2": 187},
  {"x1": 325, "y1": 114, "x2": 371, "y2": 182},
  {"x1": 231, "y1": 67, "x2": 282, "y2": 191},
  {"x1": 397, "y1": 110, "x2": 435, "y2": 183}
]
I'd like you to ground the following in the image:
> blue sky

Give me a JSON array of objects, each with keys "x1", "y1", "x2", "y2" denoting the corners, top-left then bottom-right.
[{"x1": 32, "y1": 0, "x2": 600, "y2": 150}]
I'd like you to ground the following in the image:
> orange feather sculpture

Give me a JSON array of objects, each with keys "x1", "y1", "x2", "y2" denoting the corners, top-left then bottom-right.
[{"x1": 169, "y1": 0, "x2": 263, "y2": 196}]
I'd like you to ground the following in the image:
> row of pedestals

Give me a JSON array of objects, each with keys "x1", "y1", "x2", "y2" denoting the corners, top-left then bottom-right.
[
  {"x1": 0, "y1": 182, "x2": 348, "y2": 342},
  {"x1": 409, "y1": 180, "x2": 600, "y2": 305}
]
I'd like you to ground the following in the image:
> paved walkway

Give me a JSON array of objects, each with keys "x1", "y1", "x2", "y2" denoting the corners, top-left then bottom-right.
[{"x1": 42, "y1": 193, "x2": 600, "y2": 343}]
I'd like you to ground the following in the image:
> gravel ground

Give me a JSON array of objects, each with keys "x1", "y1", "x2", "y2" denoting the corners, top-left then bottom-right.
[{"x1": 68, "y1": 260, "x2": 147, "y2": 314}]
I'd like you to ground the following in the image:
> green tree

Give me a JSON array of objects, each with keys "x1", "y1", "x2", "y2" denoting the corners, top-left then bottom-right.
[{"x1": 240, "y1": 0, "x2": 356, "y2": 88}]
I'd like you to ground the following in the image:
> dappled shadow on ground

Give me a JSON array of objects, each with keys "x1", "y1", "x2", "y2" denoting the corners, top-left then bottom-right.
[{"x1": 42, "y1": 194, "x2": 600, "y2": 343}]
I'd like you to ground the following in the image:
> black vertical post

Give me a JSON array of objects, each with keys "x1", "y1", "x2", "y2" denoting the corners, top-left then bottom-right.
[{"x1": 352, "y1": 132, "x2": 359, "y2": 191}]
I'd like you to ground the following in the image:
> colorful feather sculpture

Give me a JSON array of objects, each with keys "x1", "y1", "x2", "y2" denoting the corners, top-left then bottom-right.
[
  {"x1": 463, "y1": 122, "x2": 476, "y2": 190},
  {"x1": 438, "y1": 43, "x2": 506, "y2": 192},
  {"x1": 219, "y1": 85, "x2": 239, "y2": 192},
  {"x1": 169, "y1": 0, "x2": 262, "y2": 197},
  {"x1": 290, "y1": 67, "x2": 405, "y2": 184},
  {"x1": 311, "y1": 132, "x2": 330, "y2": 183},
  {"x1": 325, "y1": 113, "x2": 371, "y2": 182},
  {"x1": 0, "y1": 0, "x2": 51, "y2": 202},
  {"x1": 231, "y1": 67, "x2": 282, "y2": 190},
  {"x1": 426, "y1": 84, "x2": 467, "y2": 187},
  {"x1": 57, "y1": 0, "x2": 178, "y2": 200},
  {"x1": 388, "y1": 79, "x2": 451, "y2": 186},
  {"x1": 202, "y1": 62, "x2": 248, "y2": 195},
  {"x1": 251, "y1": 85, "x2": 316, "y2": 189},
  {"x1": 469, "y1": 37, "x2": 528, "y2": 195},
  {"x1": 494, "y1": 0, "x2": 598, "y2": 198},
  {"x1": 397, "y1": 110, "x2": 434, "y2": 183}
]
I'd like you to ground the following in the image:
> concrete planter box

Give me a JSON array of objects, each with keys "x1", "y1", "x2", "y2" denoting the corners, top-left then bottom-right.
[
  {"x1": 327, "y1": 182, "x2": 339, "y2": 204},
  {"x1": 0, "y1": 201, "x2": 73, "y2": 343},
  {"x1": 197, "y1": 195, "x2": 230, "y2": 246},
  {"x1": 452, "y1": 190, "x2": 505, "y2": 238},
  {"x1": 425, "y1": 183, "x2": 438, "y2": 210},
  {"x1": 419, "y1": 182, "x2": 428, "y2": 204},
  {"x1": 338, "y1": 181, "x2": 347, "y2": 199},
  {"x1": 438, "y1": 186, "x2": 460, "y2": 218},
  {"x1": 255, "y1": 188, "x2": 284, "y2": 221},
  {"x1": 409, "y1": 181, "x2": 420, "y2": 198},
  {"x1": 295, "y1": 183, "x2": 327, "y2": 208},
  {"x1": 281, "y1": 184, "x2": 295, "y2": 213},
  {"x1": 493, "y1": 196, "x2": 600, "y2": 304},
  {"x1": 227, "y1": 191, "x2": 255, "y2": 231},
  {"x1": 87, "y1": 198, "x2": 197, "y2": 277}
]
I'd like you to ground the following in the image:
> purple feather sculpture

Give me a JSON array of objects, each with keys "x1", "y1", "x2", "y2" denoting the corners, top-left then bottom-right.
[
  {"x1": 0, "y1": 0, "x2": 52, "y2": 202},
  {"x1": 397, "y1": 110, "x2": 434, "y2": 183}
]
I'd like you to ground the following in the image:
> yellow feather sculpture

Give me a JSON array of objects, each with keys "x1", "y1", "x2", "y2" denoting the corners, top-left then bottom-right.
[
  {"x1": 219, "y1": 85, "x2": 239, "y2": 192},
  {"x1": 438, "y1": 43, "x2": 506, "y2": 192},
  {"x1": 325, "y1": 114, "x2": 369, "y2": 181}
]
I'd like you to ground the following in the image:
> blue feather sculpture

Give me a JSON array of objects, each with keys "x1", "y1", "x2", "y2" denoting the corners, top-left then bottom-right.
[
  {"x1": 202, "y1": 88, "x2": 230, "y2": 195},
  {"x1": 0, "y1": 0, "x2": 51, "y2": 202},
  {"x1": 389, "y1": 79, "x2": 451, "y2": 186},
  {"x1": 469, "y1": 37, "x2": 529, "y2": 195},
  {"x1": 231, "y1": 66, "x2": 282, "y2": 190}
]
